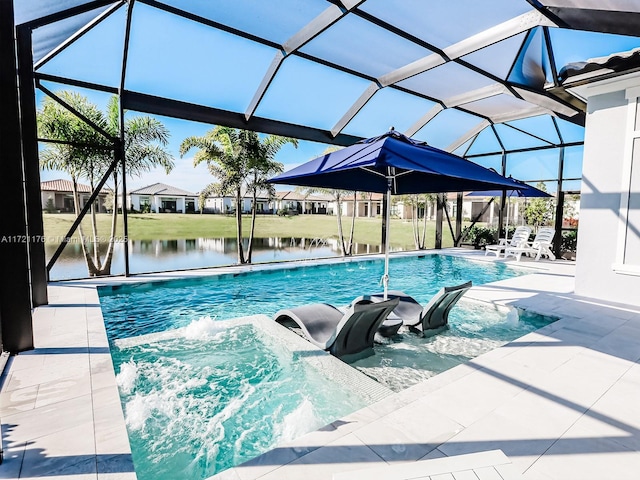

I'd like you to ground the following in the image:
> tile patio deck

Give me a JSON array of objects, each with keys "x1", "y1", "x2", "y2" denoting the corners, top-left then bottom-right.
[{"x1": 1, "y1": 249, "x2": 639, "y2": 480}]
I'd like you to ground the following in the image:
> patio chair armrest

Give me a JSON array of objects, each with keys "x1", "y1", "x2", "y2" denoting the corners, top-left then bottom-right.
[{"x1": 515, "y1": 240, "x2": 532, "y2": 248}]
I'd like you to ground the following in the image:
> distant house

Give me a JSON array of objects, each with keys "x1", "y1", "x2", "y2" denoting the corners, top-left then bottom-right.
[
  {"x1": 128, "y1": 183, "x2": 198, "y2": 213},
  {"x1": 393, "y1": 193, "x2": 473, "y2": 221},
  {"x1": 274, "y1": 191, "x2": 334, "y2": 214},
  {"x1": 341, "y1": 192, "x2": 383, "y2": 218},
  {"x1": 41, "y1": 179, "x2": 108, "y2": 213},
  {"x1": 202, "y1": 188, "x2": 275, "y2": 214}
]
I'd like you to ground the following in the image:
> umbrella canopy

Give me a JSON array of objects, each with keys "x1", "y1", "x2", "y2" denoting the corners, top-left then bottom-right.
[
  {"x1": 269, "y1": 130, "x2": 530, "y2": 299},
  {"x1": 270, "y1": 130, "x2": 525, "y2": 194},
  {"x1": 465, "y1": 178, "x2": 552, "y2": 198}
]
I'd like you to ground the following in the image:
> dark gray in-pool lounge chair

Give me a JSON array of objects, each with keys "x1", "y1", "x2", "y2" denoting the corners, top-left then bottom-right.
[
  {"x1": 373, "y1": 281, "x2": 472, "y2": 337},
  {"x1": 273, "y1": 296, "x2": 399, "y2": 362}
]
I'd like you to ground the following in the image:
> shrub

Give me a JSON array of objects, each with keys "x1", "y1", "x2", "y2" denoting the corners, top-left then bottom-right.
[
  {"x1": 561, "y1": 230, "x2": 578, "y2": 252},
  {"x1": 44, "y1": 197, "x2": 56, "y2": 213},
  {"x1": 462, "y1": 226, "x2": 497, "y2": 247}
]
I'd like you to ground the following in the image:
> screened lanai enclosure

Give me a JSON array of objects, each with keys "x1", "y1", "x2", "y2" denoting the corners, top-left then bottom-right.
[{"x1": 2, "y1": 0, "x2": 640, "y2": 351}]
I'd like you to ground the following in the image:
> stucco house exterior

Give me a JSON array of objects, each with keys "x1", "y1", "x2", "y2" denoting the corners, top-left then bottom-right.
[
  {"x1": 203, "y1": 189, "x2": 275, "y2": 214},
  {"x1": 128, "y1": 183, "x2": 198, "y2": 213},
  {"x1": 563, "y1": 67, "x2": 640, "y2": 306},
  {"x1": 274, "y1": 191, "x2": 334, "y2": 214},
  {"x1": 41, "y1": 179, "x2": 108, "y2": 213}
]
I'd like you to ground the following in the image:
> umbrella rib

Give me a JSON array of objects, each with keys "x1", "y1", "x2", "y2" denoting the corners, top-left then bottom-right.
[
  {"x1": 360, "y1": 166, "x2": 386, "y2": 178},
  {"x1": 328, "y1": 144, "x2": 383, "y2": 171}
]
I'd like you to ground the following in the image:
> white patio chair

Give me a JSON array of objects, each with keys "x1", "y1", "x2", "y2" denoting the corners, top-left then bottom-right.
[
  {"x1": 504, "y1": 227, "x2": 556, "y2": 261},
  {"x1": 484, "y1": 226, "x2": 532, "y2": 258}
]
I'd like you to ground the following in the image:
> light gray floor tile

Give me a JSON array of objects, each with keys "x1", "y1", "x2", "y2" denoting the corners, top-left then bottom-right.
[
  {"x1": 452, "y1": 471, "x2": 479, "y2": 480},
  {"x1": 34, "y1": 375, "x2": 92, "y2": 409},
  {"x1": 352, "y1": 406, "x2": 463, "y2": 462},
  {"x1": 0, "y1": 441, "x2": 26, "y2": 479},
  {"x1": 97, "y1": 473, "x2": 137, "y2": 480},
  {"x1": 528, "y1": 428, "x2": 640, "y2": 480},
  {"x1": 6, "y1": 353, "x2": 45, "y2": 372},
  {"x1": 0, "y1": 384, "x2": 38, "y2": 415},
  {"x1": 18, "y1": 422, "x2": 97, "y2": 478},
  {"x1": 253, "y1": 433, "x2": 383, "y2": 480},
  {"x1": 418, "y1": 369, "x2": 526, "y2": 428},
  {"x1": 473, "y1": 466, "x2": 503, "y2": 480},
  {"x1": 431, "y1": 474, "x2": 456, "y2": 480},
  {"x1": 437, "y1": 411, "x2": 552, "y2": 472},
  {"x1": 3, "y1": 393, "x2": 94, "y2": 444}
]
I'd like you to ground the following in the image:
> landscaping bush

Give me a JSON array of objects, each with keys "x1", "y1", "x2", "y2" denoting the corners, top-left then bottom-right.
[
  {"x1": 561, "y1": 230, "x2": 577, "y2": 252},
  {"x1": 462, "y1": 226, "x2": 497, "y2": 248},
  {"x1": 44, "y1": 197, "x2": 56, "y2": 213}
]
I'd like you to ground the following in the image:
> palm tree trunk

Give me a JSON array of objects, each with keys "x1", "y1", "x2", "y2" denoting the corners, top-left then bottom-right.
[
  {"x1": 347, "y1": 191, "x2": 357, "y2": 255},
  {"x1": 246, "y1": 189, "x2": 258, "y2": 264},
  {"x1": 100, "y1": 180, "x2": 118, "y2": 275},
  {"x1": 421, "y1": 196, "x2": 428, "y2": 249},
  {"x1": 72, "y1": 179, "x2": 98, "y2": 276},
  {"x1": 235, "y1": 190, "x2": 245, "y2": 264},
  {"x1": 335, "y1": 194, "x2": 347, "y2": 256},
  {"x1": 89, "y1": 177, "x2": 102, "y2": 270},
  {"x1": 411, "y1": 201, "x2": 420, "y2": 248}
]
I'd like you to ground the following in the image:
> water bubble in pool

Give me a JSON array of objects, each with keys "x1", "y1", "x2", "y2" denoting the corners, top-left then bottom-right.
[
  {"x1": 116, "y1": 359, "x2": 138, "y2": 394},
  {"x1": 505, "y1": 307, "x2": 521, "y2": 326},
  {"x1": 124, "y1": 392, "x2": 153, "y2": 431},
  {"x1": 182, "y1": 315, "x2": 221, "y2": 340}
]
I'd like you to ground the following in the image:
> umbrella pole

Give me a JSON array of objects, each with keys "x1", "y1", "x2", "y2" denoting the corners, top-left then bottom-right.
[
  {"x1": 382, "y1": 179, "x2": 391, "y2": 300},
  {"x1": 505, "y1": 198, "x2": 510, "y2": 240}
]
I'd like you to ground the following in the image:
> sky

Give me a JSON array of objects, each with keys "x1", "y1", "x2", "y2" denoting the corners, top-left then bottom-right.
[
  {"x1": 32, "y1": 0, "x2": 640, "y2": 194},
  {"x1": 38, "y1": 99, "x2": 333, "y2": 193}
]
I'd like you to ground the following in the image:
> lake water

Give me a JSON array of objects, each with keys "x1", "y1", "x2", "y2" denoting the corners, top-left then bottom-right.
[{"x1": 47, "y1": 237, "x2": 392, "y2": 280}]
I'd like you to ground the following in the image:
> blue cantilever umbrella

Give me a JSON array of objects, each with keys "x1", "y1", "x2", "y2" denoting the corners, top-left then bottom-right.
[{"x1": 269, "y1": 129, "x2": 528, "y2": 298}]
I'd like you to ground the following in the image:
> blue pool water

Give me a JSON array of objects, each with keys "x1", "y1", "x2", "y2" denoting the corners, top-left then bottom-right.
[
  {"x1": 99, "y1": 254, "x2": 554, "y2": 480},
  {"x1": 99, "y1": 254, "x2": 528, "y2": 340},
  {"x1": 111, "y1": 320, "x2": 371, "y2": 480}
]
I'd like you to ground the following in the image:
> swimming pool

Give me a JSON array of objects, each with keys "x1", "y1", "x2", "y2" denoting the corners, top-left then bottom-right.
[
  {"x1": 99, "y1": 254, "x2": 552, "y2": 479},
  {"x1": 354, "y1": 302, "x2": 554, "y2": 391},
  {"x1": 111, "y1": 316, "x2": 386, "y2": 480},
  {"x1": 98, "y1": 254, "x2": 528, "y2": 339}
]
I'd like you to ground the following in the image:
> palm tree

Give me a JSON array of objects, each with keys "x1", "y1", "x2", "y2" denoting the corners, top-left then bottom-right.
[
  {"x1": 180, "y1": 126, "x2": 296, "y2": 264},
  {"x1": 295, "y1": 146, "x2": 357, "y2": 257},
  {"x1": 296, "y1": 185, "x2": 357, "y2": 256},
  {"x1": 38, "y1": 92, "x2": 110, "y2": 275},
  {"x1": 38, "y1": 92, "x2": 174, "y2": 276},
  {"x1": 245, "y1": 135, "x2": 297, "y2": 262},
  {"x1": 399, "y1": 193, "x2": 434, "y2": 249},
  {"x1": 99, "y1": 97, "x2": 174, "y2": 274}
]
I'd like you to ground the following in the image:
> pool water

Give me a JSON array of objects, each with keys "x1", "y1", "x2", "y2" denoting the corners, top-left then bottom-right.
[
  {"x1": 112, "y1": 319, "x2": 370, "y2": 480},
  {"x1": 98, "y1": 254, "x2": 553, "y2": 479},
  {"x1": 354, "y1": 302, "x2": 554, "y2": 391},
  {"x1": 99, "y1": 254, "x2": 528, "y2": 340}
]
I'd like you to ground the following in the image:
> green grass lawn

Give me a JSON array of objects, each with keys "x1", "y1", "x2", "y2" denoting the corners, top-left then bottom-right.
[{"x1": 42, "y1": 213, "x2": 456, "y2": 249}]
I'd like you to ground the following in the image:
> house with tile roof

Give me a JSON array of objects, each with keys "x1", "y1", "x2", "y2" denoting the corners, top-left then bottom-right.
[
  {"x1": 41, "y1": 179, "x2": 108, "y2": 213},
  {"x1": 128, "y1": 183, "x2": 198, "y2": 213}
]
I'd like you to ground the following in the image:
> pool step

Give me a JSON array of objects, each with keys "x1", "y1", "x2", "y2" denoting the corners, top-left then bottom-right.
[{"x1": 332, "y1": 449, "x2": 519, "y2": 480}]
